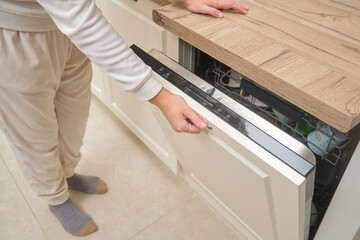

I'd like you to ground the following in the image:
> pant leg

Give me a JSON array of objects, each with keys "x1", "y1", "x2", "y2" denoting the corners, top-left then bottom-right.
[
  {"x1": 56, "y1": 43, "x2": 92, "y2": 178},
  {"x1": 0, "y1": 28, "x2": 70, "y2": 205}
]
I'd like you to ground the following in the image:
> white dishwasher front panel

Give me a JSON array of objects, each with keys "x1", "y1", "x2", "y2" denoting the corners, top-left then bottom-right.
[{"x1": 131, "y1": 45, "x2": 316, "y2": 240}]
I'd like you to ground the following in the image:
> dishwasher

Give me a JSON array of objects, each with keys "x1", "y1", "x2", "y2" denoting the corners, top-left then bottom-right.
[{"x1": 130, "y1": 43, "x2": 360, "y2": 240}]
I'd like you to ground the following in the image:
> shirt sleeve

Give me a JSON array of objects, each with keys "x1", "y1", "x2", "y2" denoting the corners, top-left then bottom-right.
[{"x1": 36, "y1": 0, "x2": 162, "y2": 101}]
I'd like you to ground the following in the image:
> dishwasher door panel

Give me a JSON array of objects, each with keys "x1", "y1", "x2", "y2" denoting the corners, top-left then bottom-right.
[
  {"x1": 133, "y1": 45, "x2": 315, "y2": 240},
  {"x1": 151, "y1": 72, "x2": 309, "y2": 240}
]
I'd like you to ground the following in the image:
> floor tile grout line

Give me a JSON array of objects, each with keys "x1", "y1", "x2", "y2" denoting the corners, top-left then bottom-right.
[
  {"x1": 127, "y1": 195, "x2": 196, "y2": 240},
  {"x1": 0, "y1": 145, "x2": 49, "y2": 240},
  {"x1": 0, "y1": 177, "x2": 13, "y2": 185}
]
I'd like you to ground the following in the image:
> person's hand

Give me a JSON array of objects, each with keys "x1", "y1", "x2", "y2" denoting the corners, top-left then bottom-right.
[
  {"x1": 149, "y1": 88, "x2": 208, "y2": 134},
  {"x1": 182, "y1": 0, "x2": 249, "y2": 18}
]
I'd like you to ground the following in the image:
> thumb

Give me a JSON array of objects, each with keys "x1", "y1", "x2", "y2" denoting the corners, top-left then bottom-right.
[{"x1": 184, "y1": 109, "x2": 208, "y2": 129}]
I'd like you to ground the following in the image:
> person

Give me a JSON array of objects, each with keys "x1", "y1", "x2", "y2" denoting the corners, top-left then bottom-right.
[{"x1": 0, "y1": 0, "x2": 249, "y2": 236}]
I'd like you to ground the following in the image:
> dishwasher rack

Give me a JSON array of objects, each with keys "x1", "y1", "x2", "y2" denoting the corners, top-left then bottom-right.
[
  {"x1": 211, "y1": 66, "x2": 357, "y2": 232},
  {"x1": 179, "y1": 41, "x2": 360, "y2": 239},
  {"x1": 212, "y1": 67, "x2": 352, "y2": 167}
]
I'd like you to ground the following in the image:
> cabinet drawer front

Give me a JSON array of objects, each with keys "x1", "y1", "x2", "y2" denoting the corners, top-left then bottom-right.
[
  {"x1": 110, "y1": 80, "x2": 178, "y2": 173},
  {"x1": 95, "y1": 0, "x2": 180, "y2": 172},
  {"x1": 91, "y1": 64, "x2": 107, "y2": 103}
]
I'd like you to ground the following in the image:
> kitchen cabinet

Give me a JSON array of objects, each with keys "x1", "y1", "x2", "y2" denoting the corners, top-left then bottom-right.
[
  {"x1": 91, "y1": 63, "x2": 111, "y2": 106},
  {"x1": 130, "y1": 41, "x2": 360, "y2": 240},
  {"x1": 91, "y1": 0, "x2": 360, "y2": 239},
  {"x1": 152, "y1": 1, "x2": 360, "y2": 133},
  {"x1": 92, "y1": 0, "x2": 179, "y2": 172},
  {"x1": 97, "y1": 0, "x2": 178, "y2": 60},
  {"x1": 149, "y1": 2, "x2": 360, "y2": 239}
]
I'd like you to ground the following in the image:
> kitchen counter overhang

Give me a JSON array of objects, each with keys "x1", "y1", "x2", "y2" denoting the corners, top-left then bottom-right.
[{"x1": 152, "y1": 1, "x2": 360, "y2": 133}]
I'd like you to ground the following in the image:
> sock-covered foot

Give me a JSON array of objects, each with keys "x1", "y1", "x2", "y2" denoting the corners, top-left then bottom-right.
[
  {"x1": 49, "y1": 198, "x2": 98, "y2": 236},
  {"x1": 67, "y1": 173, "x2": 108, "y2": 194}
]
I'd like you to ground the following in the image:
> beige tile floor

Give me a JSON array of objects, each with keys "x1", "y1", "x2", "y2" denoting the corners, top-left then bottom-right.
[{"x1": 0, "y1": 96, "x2": 243, "y2": 240}]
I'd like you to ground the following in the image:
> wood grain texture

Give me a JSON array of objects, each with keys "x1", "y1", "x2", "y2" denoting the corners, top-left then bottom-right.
[
  {"x1": 150, "y1": 0, "x2": 175, "y2": 7},
  {"x1": 153, "y1": 1, "x2": 360, "y2": 132}
]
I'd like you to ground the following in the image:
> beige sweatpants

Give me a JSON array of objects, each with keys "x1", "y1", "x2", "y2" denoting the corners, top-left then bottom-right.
[{"x1": 0, "y1": 28, "x2": 92, "y2": 205}]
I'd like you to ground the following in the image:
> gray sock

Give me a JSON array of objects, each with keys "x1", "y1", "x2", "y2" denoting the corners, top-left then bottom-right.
[
  {"x1": 67, "y1": 173, "x2": 99, "y2": 194},
  {"x1": 49, "y1": 198, "x2": 90, "y2": 235}
]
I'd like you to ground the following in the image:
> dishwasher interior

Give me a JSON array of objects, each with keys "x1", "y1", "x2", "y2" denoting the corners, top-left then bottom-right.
[{"x1": 178, "y1": 42, "x2": 360, "y2": 239}]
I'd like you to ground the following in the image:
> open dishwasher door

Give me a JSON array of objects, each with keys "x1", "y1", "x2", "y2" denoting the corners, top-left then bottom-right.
[{"x1": 131, "y1": 45, "x2": 316, "y2": 240}]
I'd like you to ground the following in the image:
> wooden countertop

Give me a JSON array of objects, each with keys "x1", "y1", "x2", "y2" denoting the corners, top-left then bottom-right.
[
  {"x1": 152, "y1": 0, "x2": 360, "y2": 133},
  {"x1": 151, "y1": 0, "x2": 174, "y2": 7}
]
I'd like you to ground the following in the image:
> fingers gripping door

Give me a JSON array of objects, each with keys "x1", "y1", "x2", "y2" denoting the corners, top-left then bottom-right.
[{"x1": 131, "y1": 45, "x2": 315, "y2": 240}]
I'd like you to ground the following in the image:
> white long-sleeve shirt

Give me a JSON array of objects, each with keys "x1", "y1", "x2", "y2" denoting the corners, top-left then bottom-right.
[{"x1": 0, "y1": 0, "x2": 162, "y2": 101}]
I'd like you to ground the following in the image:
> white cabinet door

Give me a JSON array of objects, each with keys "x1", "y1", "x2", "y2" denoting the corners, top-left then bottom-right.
[
  {"x1": 98, "y1": 0, "x2": 166, "y2": 54},
  {"x1": 96, "y1": 0, "x2": 179, "y2": 172},
  {"x1": 137, "y1": 48, "x2": 316, "y2": 240},
  {"x1": 98, "y1": 0, "x2": 179, "y2": 60},
  {"x1": 91, "y1": 63, "x2": 110, "y2": 106},
  {"x1": 109, "y1": 80, "x2": 178, "y2": 173}
]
